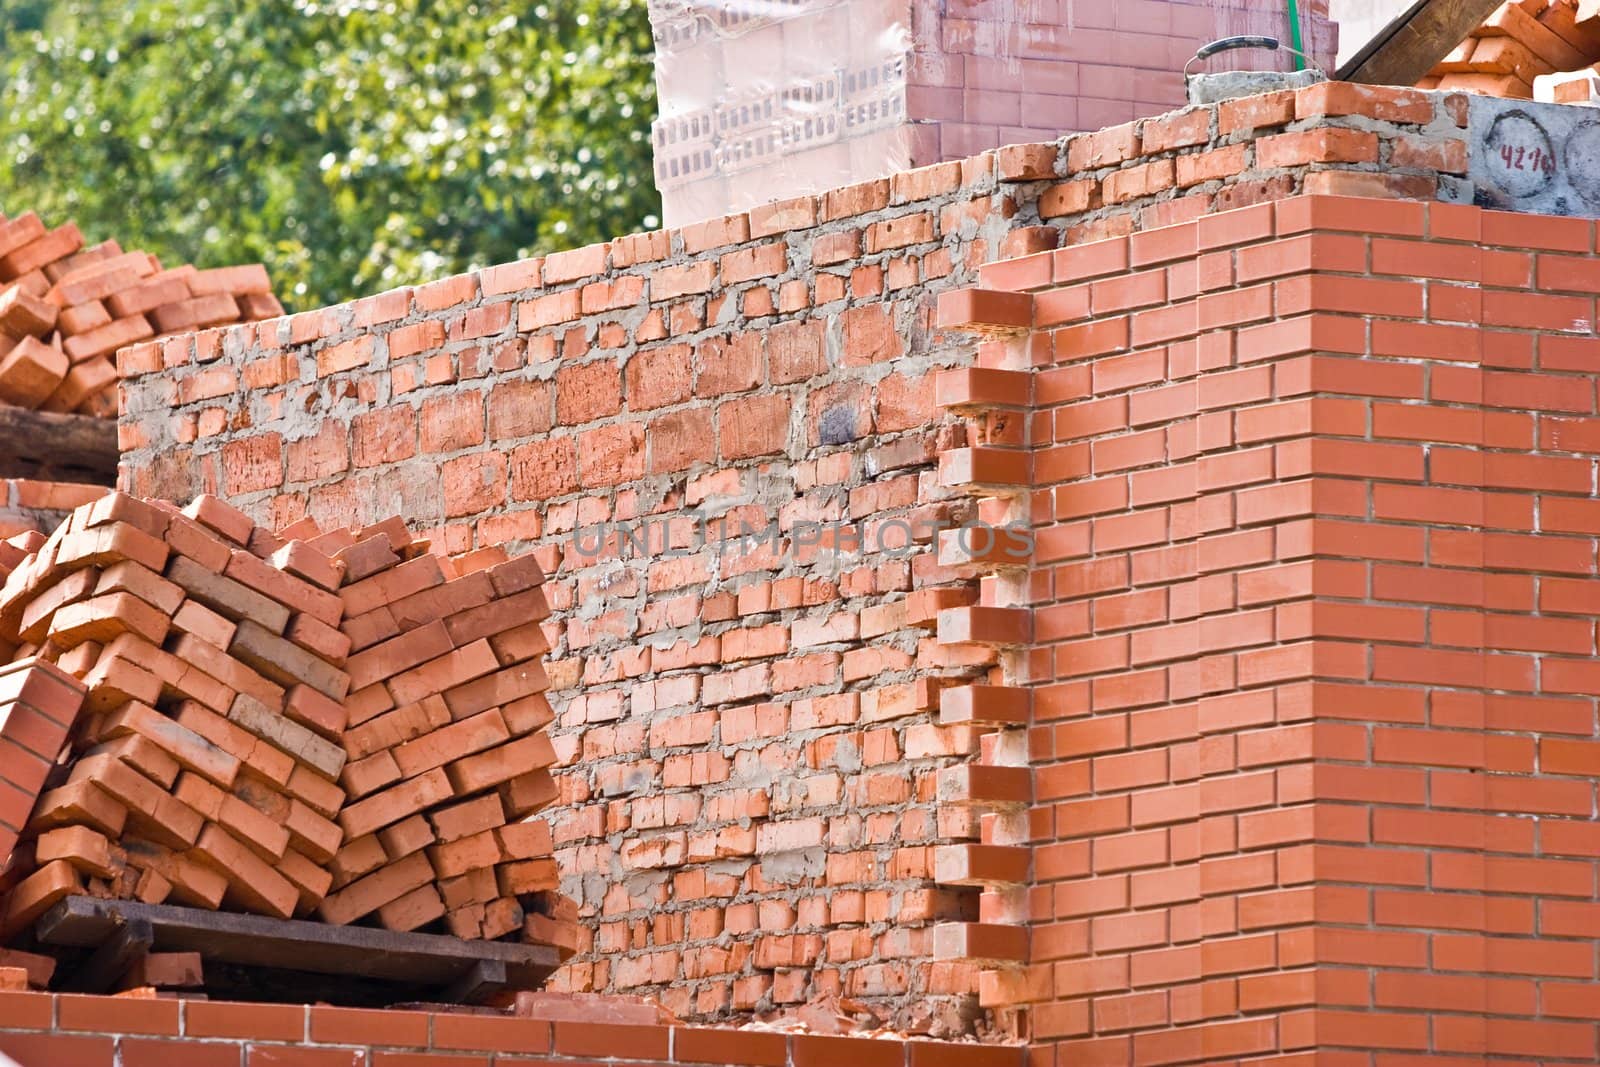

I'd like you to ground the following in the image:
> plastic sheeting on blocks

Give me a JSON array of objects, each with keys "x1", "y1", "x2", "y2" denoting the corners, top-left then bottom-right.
[{"x1": 647, "y1": 0, "x2": 1339, "y2": 227}]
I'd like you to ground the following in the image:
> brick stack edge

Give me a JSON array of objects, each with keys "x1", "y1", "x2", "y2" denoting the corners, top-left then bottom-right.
[
  {"x1": 0, "y1": 489, "x2": 575, "y2": 956},
  {"x1": 0, "y1": 209, "x2": 284, "y2": 419}
]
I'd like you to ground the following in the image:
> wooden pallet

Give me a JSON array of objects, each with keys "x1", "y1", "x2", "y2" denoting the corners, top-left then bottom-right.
[{"x1": 19, "y1": 895, "x2": 559, "y2": 1005}]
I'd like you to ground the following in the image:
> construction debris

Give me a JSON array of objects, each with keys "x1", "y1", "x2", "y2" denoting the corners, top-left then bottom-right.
[
  {"x1": 0, "y1": 213, "x2": 284, "y2": 419},
  {"x1": 0, "y1": 491, "x2": 572, "y2": 995}
]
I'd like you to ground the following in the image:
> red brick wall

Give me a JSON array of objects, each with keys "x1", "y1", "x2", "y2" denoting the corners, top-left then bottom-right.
[
  {"x1": 972, "y1": 195, "x2": 1600, "y2": 1061},
  {"x1": 113, "y1": 86, "x2": 1542, "y2": 1039},
  {"x1": 124, "y1": 164, "x2": 1020, "y2": 1033},
  {"x1": 0, "y1": 990, "x2": 1024, "y2": 1067}
]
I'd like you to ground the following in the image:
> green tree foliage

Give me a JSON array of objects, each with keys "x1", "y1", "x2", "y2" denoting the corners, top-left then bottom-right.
[{"x1": 0, "y1": 0, "x2": 660, "y2": 308}]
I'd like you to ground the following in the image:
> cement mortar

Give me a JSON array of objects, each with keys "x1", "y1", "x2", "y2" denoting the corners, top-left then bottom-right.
[{"x1": 1187, "y1": 68, "x2": 1326, "y2": 106}]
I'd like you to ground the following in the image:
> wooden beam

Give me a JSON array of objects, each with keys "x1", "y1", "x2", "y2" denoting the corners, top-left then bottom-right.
[
  {"x1": 0, "y1": 404, "x2": 117, "y2": 484},
  {"x1": 34, "y1": 896, "x2": 558, "y2": 993},
  {"x1": 62, "y1": 917, "x2": 153, "y2": 993},
  {"x1": 1339, "y1": 0, "x2": 1507, "y2": 86},
  {"x1": 442, "y1": 959, "x2": 508, "y2": 1005}
]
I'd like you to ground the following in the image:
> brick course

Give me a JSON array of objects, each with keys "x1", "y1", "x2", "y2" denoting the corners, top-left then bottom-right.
[{"x1": 0, "y1": 991, "x2": 1021, "y2": 1066}]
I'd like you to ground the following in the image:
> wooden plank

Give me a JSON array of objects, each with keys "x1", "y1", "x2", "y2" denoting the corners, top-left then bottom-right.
[
  {"x1": 0, "y1": 403, "x2": 117, "y2": 483},
  {"x1": 34, "y1": 896, "x2": 557, "y2": 991},
  {"x1": 61, "y1": 916, "x2": 152, "y2": 993},
  {"x1": 441, "y1": 958, "x2": 507, "y2": 1005},
  {"x1": 1339, "y1": 0, "x2": 1508, "y2": 86}
]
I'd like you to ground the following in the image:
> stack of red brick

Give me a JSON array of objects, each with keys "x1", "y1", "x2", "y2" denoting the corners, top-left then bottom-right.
[
  {"x1": 0, "y1": 211, "x2": 283, "y2": 418},
  {"x1": 309, "y1": 516, "x2": 565, "y2": 944},
  {"x1": 1422, "y1": 0, "x2": 1600, "y2": 97},
  {"x1": 0, "y1": 491, "x2": 572, "y2": 966}
]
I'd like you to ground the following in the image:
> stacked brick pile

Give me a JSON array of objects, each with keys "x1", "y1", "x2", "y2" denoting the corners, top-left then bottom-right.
[
  {"x1": 0, "y1": 491, "x2": 571, "y2": 962},
  {"x1": 309, "y1": 518, "x2": 566, "y2": 944},
  {"x1": 1421, "y1": 0, "x2": 1600, "y2": 97},
  {"x1": 0, "y1": 658, "x2": 86, "y2": 889},
  {"x1": 0, "y1": 211, "x2": 283, "y2": 418}
]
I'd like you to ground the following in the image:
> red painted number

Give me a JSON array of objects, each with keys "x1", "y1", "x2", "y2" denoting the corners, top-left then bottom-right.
[{"x1": 1500, "y1": 144, "x2": 1557, "y2": 174}]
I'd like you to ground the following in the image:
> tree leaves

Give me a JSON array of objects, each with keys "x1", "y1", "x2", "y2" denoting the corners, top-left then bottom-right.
[{"x1": 0, "y1": 0, "x2": 660, "y2": 309}]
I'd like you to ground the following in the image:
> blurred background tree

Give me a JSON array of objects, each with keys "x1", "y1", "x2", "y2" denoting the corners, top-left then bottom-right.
[{"x1": 0, "y1": 0, "x2": 659, "y2": 309}]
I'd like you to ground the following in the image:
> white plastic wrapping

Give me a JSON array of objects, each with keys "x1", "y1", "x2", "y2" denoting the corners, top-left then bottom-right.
[
  {"x1": 649, "y1": 0, "x2": 916, "y2": 227},
  {"x1": 648, "y1": 1, "x2": 1340, "y2": 227}
]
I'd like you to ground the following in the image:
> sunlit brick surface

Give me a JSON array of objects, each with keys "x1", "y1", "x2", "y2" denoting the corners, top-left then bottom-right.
[{"x1": 1007, "y1": 196, "x2": 1600, "y2": 1062}]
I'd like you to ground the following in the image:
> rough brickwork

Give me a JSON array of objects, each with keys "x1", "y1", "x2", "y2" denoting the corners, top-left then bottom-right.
[
  {"x1": 972, "y1": 196, "x2": 1600, "y2": 1062},
  {"x1": 114, "y1": 86, "x2": 1591, "y2": 1040},
  {"x1": 0, "y1": 990, "x2": 1024, "y2": 1066}
]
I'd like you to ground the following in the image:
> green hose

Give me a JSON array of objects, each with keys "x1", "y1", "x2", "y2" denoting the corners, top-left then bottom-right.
[{"x1": 1286, "y1": 0, "x2": 1306, "y2": 70}]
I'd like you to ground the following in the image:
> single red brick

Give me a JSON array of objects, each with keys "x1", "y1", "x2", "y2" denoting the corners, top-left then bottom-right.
[
  {"x1": 120, "y1": 1038, "x2": 240, "y2": 1067},
  {"x1": 58, "y1": 991, "x2": 179, "y2": 1035},
  {"x1": 308, "y1": 1005, "x2": 430, "y2": 1047},
  {"x1": 551, "y1": 1022, "x2": 669, "y2": 1060},
  {"x1": 431, "y1": 1012, "x2": 549, "y2": 1053},
  {"x1": 667, "y1": 1028, "x2": 780, "y2": 1066},
  {"x1": 0, "y1": 336, "x2": 68, "y2": 408},
  {"x1": 0, "y1": 1033, "x2": 115, "y2": 1066},
  {"x1": 184, "y1": 1000, "x2": 305, "y2": 1041}
]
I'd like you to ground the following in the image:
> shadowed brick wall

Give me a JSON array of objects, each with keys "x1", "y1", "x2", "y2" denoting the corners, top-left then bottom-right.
[
  {"x1": 955, "y1": 195, "x2": 1600, "y2": 1062},
  {"x1": 115, "y1": 86, "x2": 1586, "y2": 1042}
]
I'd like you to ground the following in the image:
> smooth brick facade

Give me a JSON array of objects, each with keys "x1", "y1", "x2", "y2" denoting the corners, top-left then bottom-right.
[
  {"x1": 960, "y1": 195, "x2": 1600, "y2": 1062},
  {"x1": 112, "y1": 86, "x2": 1600, "y2": 1052}
]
